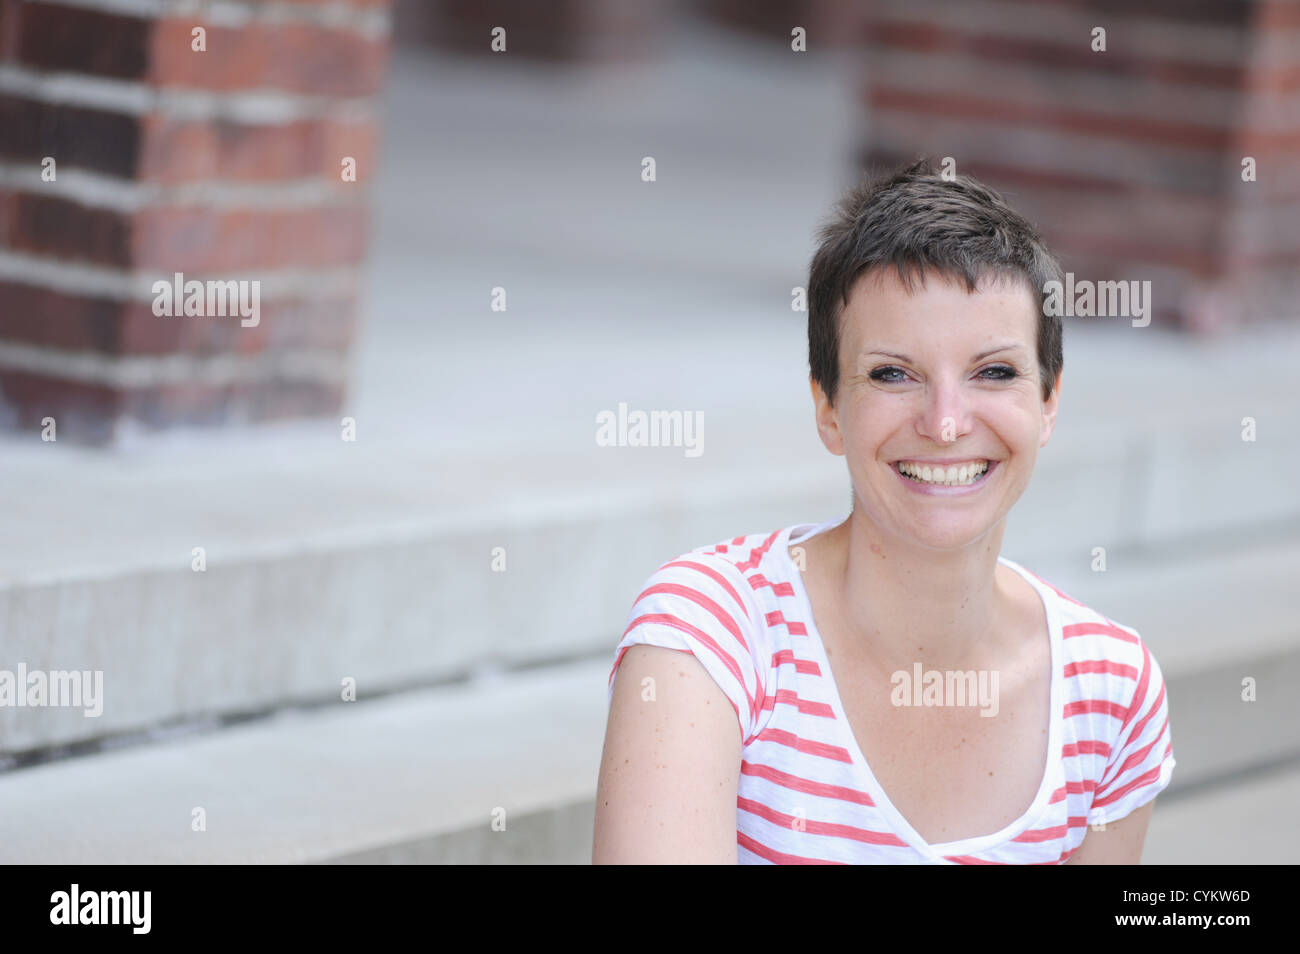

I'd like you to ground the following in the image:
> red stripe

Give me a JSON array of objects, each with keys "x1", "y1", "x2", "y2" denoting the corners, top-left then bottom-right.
[
  {"x1": 1098, "y1": 712, "x2": 1170, "y2": 801},
  {"x1": 748, "y1": 573, "x2": 796, "y2": 597},
  {"x1": 1055, "y1": 842, "x2": 1082, "y2": 864},
  {"x1": 737, "y1": 830, "x2": 845, "y2": 865},
  {"x1": 622, "y1": 612, "x2": 760, "y2": 727},
  {"x1": 638, "y1": 582, "x2": 750, "y2": 654},
  {"x1": 1092, "y1": 762, "x2": 1165, "y2": 808},
  {"x1": 764, "y1": 610, "x2": 807, "y2": 635},
  {"x1": 1048, "y1": 779, "x2": 1098, "y2": 803},
  {"x1": 1064, "y1": 699, "x2": 1130, "y2": 720},
  {"x1": 1063, "y1": 620, "x2": 1140, "y2": 645},
  {"x1": 1116, "y1": 642, "x2": 1155, "y2": 741},
  {"x1": 1064, "y1": 659, "x2": 1139, "y2": 680},
  {"x1": 1062, "y1": 740, "x2": 1112, "y2": 759},
  {"x1": 761, "y1": 688, "x2": 835, "y2": 718},
  {"x1": 945, "y1": 854, "x2": 1005, "y2": 865},
  {"x1": 737, "y1": 797, "x2": 908, "y2": 846},
  {"x1": 731, "y1": 536, "x2": 747, "y2": 546},
  {"x1": 1012, "y1": 816, "x2": 1087, "y2": 843},
  {"x1": 741, "y1": 760, "x2": 877, "y2": 808},
  {"x1": 1032, "y1": 842, "x2": 1081, "y2": 864},
  {"x1": 735, "y1": 530, "x2": 781, "y2": 572},
  {"x1": 754, "y1": 727, "x2": 853, "y2": 764},
  {"x1": 662, "y1": 558, "x2": 749, "y2": 621},
  {"x1": 771, "y1": 650, "x2": 821, "y2": 675}
]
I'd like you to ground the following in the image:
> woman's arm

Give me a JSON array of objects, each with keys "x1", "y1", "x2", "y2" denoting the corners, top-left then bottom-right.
[
  {"x1": 1065, "y1": 800, "x2": 1155, "y2": 864},
  {"x1": 593, "y1": 644, "x2": 743, "y2": 864}
]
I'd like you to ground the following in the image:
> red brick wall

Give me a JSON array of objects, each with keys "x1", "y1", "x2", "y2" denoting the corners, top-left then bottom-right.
[
  {"x1": 859, "y1": 0, "x2": 1300, "y2": 330},
  {"x1": 0, "y1": 0, "x2": 393, "y2": 442}
]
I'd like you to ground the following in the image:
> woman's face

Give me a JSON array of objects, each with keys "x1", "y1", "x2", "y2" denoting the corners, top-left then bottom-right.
[{"x1": 815, "y1": 267, "x2": 1061, "y2": 552}]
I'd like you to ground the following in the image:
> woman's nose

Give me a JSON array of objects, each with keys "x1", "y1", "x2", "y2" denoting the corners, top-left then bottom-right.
[{"x1": 916, "y1": 378, "x2": 972, "y2": 444}]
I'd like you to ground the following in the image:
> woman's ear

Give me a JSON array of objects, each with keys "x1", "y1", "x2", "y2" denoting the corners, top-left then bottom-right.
[
  {"x1": 812, "y1": 377, "x2": 846, "y2": 456},
  {"x1": 1040, "y1": 370, "x2": 1062, "y2": 447}
]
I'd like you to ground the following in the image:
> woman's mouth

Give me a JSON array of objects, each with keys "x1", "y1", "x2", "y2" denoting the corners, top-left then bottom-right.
[{"x1": 892, "y1": 458, "x2": 998, "y2": 491}]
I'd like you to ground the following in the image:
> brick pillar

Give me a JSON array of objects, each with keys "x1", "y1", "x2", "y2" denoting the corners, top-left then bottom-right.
[
  {"x1": 860, "y1": 0, "x2": 1300, "y2": 331},
  {"x1": 0, "y1": 0, "x2": 393, "y2": 443},
  {"x1": 398, "y1": 0, "x2": 665, "y2": 62}
]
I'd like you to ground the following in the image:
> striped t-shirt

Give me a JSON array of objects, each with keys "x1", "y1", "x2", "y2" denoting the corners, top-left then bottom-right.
[{"x1": 606, "y1": 516, "x2": 1176, "y2": 864}]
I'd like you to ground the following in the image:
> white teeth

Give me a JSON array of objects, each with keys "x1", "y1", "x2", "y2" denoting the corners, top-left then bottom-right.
[{"x1": 897, "y1": 460, "x2": 990, "y2": 486}]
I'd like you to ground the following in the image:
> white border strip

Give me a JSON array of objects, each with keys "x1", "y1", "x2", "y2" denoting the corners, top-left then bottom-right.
[
  {"x1": 0, "y1": 339, "x2": 351, "y2": 387},
  {"x1": 0, "y1": 63, "x2": 376, "y2": 123},
  {"x1": 0, "y1": 162, "x2": 367, "y2": 212},
  {"x1": 0, "y1": 250, "x2": 364, "y2": 301}
]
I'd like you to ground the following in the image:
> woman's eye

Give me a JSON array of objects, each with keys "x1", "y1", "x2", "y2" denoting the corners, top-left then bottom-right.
[
  {"x1": 980, "y1": 365, "x2": 1017, "y2": 380},
  {"x1": 869, "y1": 366, "x2": 907, "y2": 383}
]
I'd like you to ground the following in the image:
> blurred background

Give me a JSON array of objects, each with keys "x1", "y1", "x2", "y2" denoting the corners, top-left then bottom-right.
[{"x1": 1, "y1": 0, "x2": 1297, "y2": 863}]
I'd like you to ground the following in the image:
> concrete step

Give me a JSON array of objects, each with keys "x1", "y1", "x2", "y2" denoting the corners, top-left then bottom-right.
[
  {"x1": 1144, "y1": 761, "x2": 1300, "y2": 865},
  {"x1": 0, "y1": 658, "x2": 610, "y2": 864},
  {"x1": 2, "y1": 590, "x2": 1295, "y2": 862}
]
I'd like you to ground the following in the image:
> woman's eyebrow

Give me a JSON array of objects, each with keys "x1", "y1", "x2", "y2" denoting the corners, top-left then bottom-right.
[{"x1": 861, "y1": 344, "x2": 1026, "y2": 362}]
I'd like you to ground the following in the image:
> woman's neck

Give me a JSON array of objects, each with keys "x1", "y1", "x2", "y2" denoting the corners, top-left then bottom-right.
[{"x1": 815, "y1": 511, "x2": 1017, "y2": 676}]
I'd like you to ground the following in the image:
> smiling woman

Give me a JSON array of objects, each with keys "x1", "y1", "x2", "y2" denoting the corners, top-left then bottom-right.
[{"x1": 592, "y1": 159, "x2": 1175, "y2": 865}]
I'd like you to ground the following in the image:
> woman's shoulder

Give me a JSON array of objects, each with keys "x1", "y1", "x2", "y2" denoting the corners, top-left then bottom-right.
[
  {"x1": 640, "y1": 525, "x2": 801, "y2": 591},
  {"x1": 999, "y1": 556, "x2": 1162, "y2": 686}
]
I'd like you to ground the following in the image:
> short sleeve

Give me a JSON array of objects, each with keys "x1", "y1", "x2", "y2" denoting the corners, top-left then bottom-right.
[
  {"x1": 607, "y1": 553, "x2": 766, "y2": 744},
  {"x1": 1087, "y1": 638, "x2": 1175, "y2": 827}
]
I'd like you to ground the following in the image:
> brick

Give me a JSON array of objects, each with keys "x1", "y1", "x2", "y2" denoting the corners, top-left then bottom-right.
[
  {"x1": 150, "y1": 19, "x2": 389, "y2": 97},
  {"x1": 124, "y1": 296, "x2": 359, "y2": 357},
  {"x1": 872, "y1": 86, "x2": 1236, "y2": 151},
  {"x1": 133, "y1": 203, "x2": 369, "y2": 271},
  {"x1": 1, "y1": 190, "x2": 133, "y2": 267},
  {"x1": 9, "y1": 4, "x2": 389, "y2": 97},
  {"x1": 1, "y1": 194, "x2": 369, "y2": 270},
  {"x1": 0, "y1": 366, "x2": 346, "y2": 441},
  {"x1": 0, "y1": 282, "x2": 358, "y2": 359},
  {"x1": 0, "y1": 96, "x2": 142, "y2": 178},
  {"x1": 0, "y1": 283, "x2": 127, "y2": 353},
  {"x1": 0, "y1": 370, "x2": 125, "y2": 444},
  {"x1": 15, "y1": 2, "x2": 152, "y2": 79},
  {"x1": 0, "y1": 0, "x2": 21, "y2": 62},
  {"x1": 866, "y1": 20, "x2": 1248, "y2": 89},
  {"x1": 138, "y1": 114, "x2": 378, "y2": 184}
]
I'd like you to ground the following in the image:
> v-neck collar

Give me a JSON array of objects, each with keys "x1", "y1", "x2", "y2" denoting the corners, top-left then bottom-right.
[{"x1": 778, "y1": 517, "x2": 1064, "y2": 863}]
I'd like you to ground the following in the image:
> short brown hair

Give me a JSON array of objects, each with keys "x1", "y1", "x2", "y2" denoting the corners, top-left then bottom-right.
[{"x1": 807, "y1": 158, "x2": 1064, "y2": 406}]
